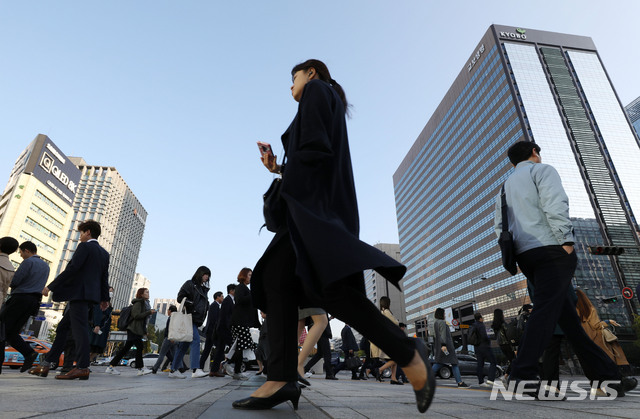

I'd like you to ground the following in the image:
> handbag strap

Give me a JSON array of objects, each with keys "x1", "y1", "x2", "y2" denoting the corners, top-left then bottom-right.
[
  {"x1": 501, "y1": 184, "x2": 509, "y2": 232},
  {"x1": 177, "y1": 297, "x2": 188, "y2": 314}
]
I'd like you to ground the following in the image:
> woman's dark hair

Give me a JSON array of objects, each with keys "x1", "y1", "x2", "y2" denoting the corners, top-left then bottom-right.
[
  {"x1": 434, "y1": 307, "x2": 445, "y2": 320},
  {"x1": 136, "y1": 287, "x2": 148, "y2": 299},
  {"x1": 0, "y1": 237, "x2": 19, "y2": 254},
  {"x1": 192, "y1": 266, "x2": 211, "y2": 284},
  {"x1": 492, "y1": 308, "x2": 505, "y2": 331},
  {"x1": 291, "y1": 59, "x2": 350, "y2": 116},
  {"x1": 575, "y1": 289, "x2": 594, "y2": 322},
  {"x1": 379, "y1": 296, "x2": 391, "y2": 311},
  {"x1": 507, "y1": 141, "x2": 541, "y2": 166},
  {"x1": 237, "y1": 267, "x2": 252, "y2": 284}
]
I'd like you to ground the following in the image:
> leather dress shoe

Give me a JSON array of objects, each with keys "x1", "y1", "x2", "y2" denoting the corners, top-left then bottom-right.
[
  {"x1": 28, "y1": 364, "x2": 50, "y2": 377},
  {"x1": 209, "y1": 371, "x2": 225, "y2": 377},
  {"x1": 325, "y1": 375, "x2": 338, "y2": 380},
  {"x1": 411, "y1": 338, "x2": 436, "y2": 413},
  {"x1": 233, "y1": 382, "x2": 301, "y2": 410},
  {"x1": 622, "y1": 377, "x2": 638, "y2": 392},
  {"x1": 20, "y1": 351, "x2": 39, "y2": 373},
  {"x1": 55, "y1": 367, "x2": 90, "y2": 380}
]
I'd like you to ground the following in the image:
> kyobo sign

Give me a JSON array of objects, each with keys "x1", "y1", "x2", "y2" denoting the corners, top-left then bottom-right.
[{"x1": 500, "y1": 28, "x2": 527, "y2": 40}]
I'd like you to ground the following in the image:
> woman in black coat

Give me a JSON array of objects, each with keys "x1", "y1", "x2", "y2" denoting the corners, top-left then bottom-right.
[
  {"x1": 229, "y1": 268, "x2": 260, "y2": 378},
  {"x1": 170, "y1": 266, "x2": 210, "y2": 379},
  {"x1": 234, "y1": 59, "x2": 435, "y2": 414}
]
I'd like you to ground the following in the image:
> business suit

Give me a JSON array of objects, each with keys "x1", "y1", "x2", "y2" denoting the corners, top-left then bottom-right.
[
  {"x1": 200, "y1": 301, "x2": 221, "y2": 370},
  {"x1": 45, "y1": 240, "x2": 110, "y2": 369},
  {"x1": 211, "y1": 294, "x2": 234, "y2": 374}
]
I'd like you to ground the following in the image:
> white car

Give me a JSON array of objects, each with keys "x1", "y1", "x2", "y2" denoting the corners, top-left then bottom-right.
[{"x1": 128, "y1": 353, "x2": 160, "y2": 369}]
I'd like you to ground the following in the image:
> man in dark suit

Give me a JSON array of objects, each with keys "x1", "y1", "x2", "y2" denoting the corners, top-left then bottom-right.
[
  {"x1": 334, "y1": 324, "x2": 361, "y2": 380},
  {"x1": 210, "y1": 283, "x2": 235, "y2": 377},
  {"x1": 201, "y1": 291, "x2": 223, "y2": 371},
  {"x1": 29, "y1": 220, "x2": 110, "y2": 380}
]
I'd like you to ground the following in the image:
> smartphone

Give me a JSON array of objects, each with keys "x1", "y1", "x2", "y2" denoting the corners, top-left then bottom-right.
[{"x1": 257, "y1": 141, "x2": 274, "y2": 157}]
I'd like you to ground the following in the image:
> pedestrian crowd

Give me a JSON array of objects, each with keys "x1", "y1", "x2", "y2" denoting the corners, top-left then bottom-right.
[{"x1": 1, "y1": 60, "x2": 638, "y2": 417}]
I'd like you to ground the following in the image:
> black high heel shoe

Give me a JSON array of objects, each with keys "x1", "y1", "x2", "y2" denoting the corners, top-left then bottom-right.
[
  {"x1": 411, "y1": 338, "x2": 436, "y2": 413},
  {"x1": 232, "y1": 382, "x2": 301, "y2": 410},
  {"x1": 297, "y1": 373, "x2": 311, "y2": 386}
]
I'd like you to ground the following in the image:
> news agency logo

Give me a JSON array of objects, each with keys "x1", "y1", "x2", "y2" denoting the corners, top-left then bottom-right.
[{"x1": 489, "y1": 380, "x2": 618, "y2": 401}]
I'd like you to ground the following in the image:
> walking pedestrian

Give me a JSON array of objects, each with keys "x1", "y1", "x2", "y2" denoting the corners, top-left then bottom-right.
[
  {"x1": 255, "y1": 311, "x2": 269, "y2": 375},
  {"x1": 105, "y1": 288, "x2": 156, "y2": 376},
  {"x1": 0, "y1": 236, "x2": 19, "y2": 309},
  {"x1": 431, "y1": 308, "x2": 468, "y2": 388},
  {"x1": 210, "y1": 283, "x2": 235, "y2": 377},
  {"x1": 303, "y1": 315, "x2": 335, "y2": 379},
  {"x1": 29, "y1": 220, "x2": 110, "y2": 380},
  {"x1": 234, "y1": 59, "x2": 434, "y2": 413},
  {"x1": 229, "y1": 268, "x2": 259, "y2": 380},
  {"x1": 201, "y1": 291, "x2": 223, "y2": 371},
  {"x1": 469, "y1": 312, "x2": 497, "y2": 387},
  {"x1": 370, "y1": 297, "x2": 400, "y2": 384},
  {"x1": 89, "y1": 286, "x2": 114, "y2": 363},
  {"x1": 296, "y1": 307, "x2": 328, "y2": 386},
  {"x1": 152, "y1": 305, "x2": 180, "y2": 374},
  {"x1": 494, "y1": 141, "x2": 636, "y2": 395},
  {"x1": 0, "y1": 241, "x2": 49, "y2": 373},
  {"x1": 169, "y1": 266, "x2": 211, "y2": 379},
  {"x1": 332, "y1": 324, "x2": 361, "y2": 380},
  {"x1": 491, "y1": 308, "x2": 514, "y2": 382}
]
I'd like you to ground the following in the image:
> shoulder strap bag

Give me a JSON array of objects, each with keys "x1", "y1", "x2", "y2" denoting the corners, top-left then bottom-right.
[
  {"x1": 498, "y1": 184, "x2": 518, "y2": 275},
  {"x1": 262, "y1": 152, "x2": 287, "y2": 233}
]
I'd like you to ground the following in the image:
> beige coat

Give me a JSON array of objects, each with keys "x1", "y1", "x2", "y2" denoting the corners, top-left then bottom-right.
[
  {"x1": 0, "y1": 253, "x2": 15, "y2": 308},
  {"x1": 577, "y1": 305, "x2": 629, "y2": 366},
  {"x1": 370, "y1": 308, "x2": 399, "y2": 359}
]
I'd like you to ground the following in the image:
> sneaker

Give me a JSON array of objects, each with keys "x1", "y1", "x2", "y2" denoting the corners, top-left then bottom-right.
[
  {"x1": 168, "y1": 370, "x2": 186, "y2": 379},
  {"x1": 151, "y1": 368, "x2": 157, "y2": 374},
  {"x1": 192, "y1": 369, "x2": 208, "y2": 378},
  {"x1": 232, "y1": 373, "x2": 248, "y2": 380},
  {"x1": 458, "y1": 382, "x2": 469, "y2": 388},
  {"x1": 485, "y1": 380, "x2": 495, "y2": 386},
  {"x1": 105, "y1": 366, "x2": 121, "y2": 375},
  {"x1": 137, "y1": 368, "x2": 153, "y2": 376},
  {"x1": 304, "y1": 371, "x2": 313, "y2": 378},
  {"x1": 479, "y1": 382, "x2": 492, "y2": 388}
]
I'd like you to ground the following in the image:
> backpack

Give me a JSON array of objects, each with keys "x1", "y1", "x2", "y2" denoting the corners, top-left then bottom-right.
[
  {"x1": 505, "y1": 317, "x2": 523, "y2": 346},
  {"x1": 467, "y1": 327, "x2": 480, "y2": 346},
  {"x1": 117, "y1": 305, "x2": 134, "y2": 331}
]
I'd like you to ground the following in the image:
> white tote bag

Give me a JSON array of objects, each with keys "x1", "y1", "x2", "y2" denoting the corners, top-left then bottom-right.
[{"x1": 168, "y1": 298, "x2": 193, "y2": 342}]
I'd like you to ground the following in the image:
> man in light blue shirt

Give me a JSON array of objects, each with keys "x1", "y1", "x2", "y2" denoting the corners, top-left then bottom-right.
[
  {"x1": 495, "y1": 142, "x2": 634, "y2": 396},
  {"x1": 0, "y1": 241, "x2": 49, "y2": 373}
]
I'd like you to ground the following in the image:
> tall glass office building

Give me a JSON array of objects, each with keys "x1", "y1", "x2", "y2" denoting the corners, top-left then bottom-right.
[
  {"x1": 394, "y1": 25, "x2": 640, "y2": 338},
  {"x1": 625, "y1": 96, "x2": 640, "y2": 137}
]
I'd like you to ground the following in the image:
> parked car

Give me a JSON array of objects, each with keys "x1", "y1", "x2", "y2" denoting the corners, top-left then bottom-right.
[
  {"x1": 129, "y1": 353, "x2": 159, "y2": 369},
  {"x1": 3, "y1": 335, "x2": 64, "y2": 370},
  {"x1": 430, "y1": 353, "x2": 504, "y2": 380}
]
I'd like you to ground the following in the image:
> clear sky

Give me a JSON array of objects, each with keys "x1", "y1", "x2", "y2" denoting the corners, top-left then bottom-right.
[{"x1": 1, "y1": 1, "x2": 639, "y2": 336}]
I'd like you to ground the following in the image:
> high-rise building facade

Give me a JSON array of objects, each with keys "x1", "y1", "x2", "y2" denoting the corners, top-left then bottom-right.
[
  {"x1": 0, "y1": 135, "x2": 81, "y2": 287},
  {"x1": 364, "y1": 243, "x2": 407, "y2": 324},
  {"x1": 56, "y1": 158, "x2": 148, "y2": 310},
  {"x1": 154, "y1": 298, "x2": 178, "y2": 316},
  {"x1": 625, "y1": 96, "x2": 640, "y2": 137},
  {"x1": 394, "y1": 25, "x2": 640, "y2": 339}
]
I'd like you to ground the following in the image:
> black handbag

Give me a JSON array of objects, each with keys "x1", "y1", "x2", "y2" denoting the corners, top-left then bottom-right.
[
  {"x1": 498, "y1": 185, "x2": 518, "y2": 275},
  {"x1": 345, "y1": 355, "x2": 362, "y2": 370},
  {"x1": 263, "y1": 153, "x2": 287, "y2": 233}
]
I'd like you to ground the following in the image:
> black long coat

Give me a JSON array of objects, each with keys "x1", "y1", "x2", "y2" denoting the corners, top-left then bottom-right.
[
  {"x1": 230, "y1": 283, "x2": 260, "y2": 328},
  {"x1": 252, "y1": 80, "x2": 405, "y2": 310}
]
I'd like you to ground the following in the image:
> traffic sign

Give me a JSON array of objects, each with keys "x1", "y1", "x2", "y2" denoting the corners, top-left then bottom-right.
[
  {"x1": 451, "y1": 319, "x2": 459, "y2": 326},
  {"x1": 622, "y1": 287, "x2": 634, "y2": 300}
]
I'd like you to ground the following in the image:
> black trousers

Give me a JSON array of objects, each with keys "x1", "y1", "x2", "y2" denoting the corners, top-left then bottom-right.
[
  {"x1": 474, "y1": 345, "x2": 497, "y2": 383},
  {"x1": 110, "y1": 331, "x2": 144, "y2": 368},
  {"x1": 510, "y1": 246, "x2": 620, "y2": 381},
  {"x1": 45, "y1": 300, "x2": 92, "y2": 369},
  {"x1": 499, "y1": 343, "x2": 515, "y2": 376},
  {"x1": 210, "y1": 335, "x2": 227, "y2": 373},
  {"x1": 262, "y1": 234, "x2": 414, "y2": 382},
  {"x1": 0, "y1": 294, "x2": 41, "y2": 365},
  {"x1": 199, "y1": 333, "x2": 215, "y2": 370},
  {"x1": 303, "y1": 333, "x2": 333, "y2": 376}
]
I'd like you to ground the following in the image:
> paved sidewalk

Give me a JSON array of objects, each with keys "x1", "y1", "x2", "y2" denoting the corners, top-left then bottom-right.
[{"x1": 0, "y1": 368, "x2": 639, "y2": 418}]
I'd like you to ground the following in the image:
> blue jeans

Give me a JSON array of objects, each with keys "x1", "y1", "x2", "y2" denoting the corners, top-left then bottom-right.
[
  {"x1": 172, "y1": 324, "x2": 201, "y2": 371},
  {"x1": 432, "y1": 363, "x2": 462, "y2": 384}
]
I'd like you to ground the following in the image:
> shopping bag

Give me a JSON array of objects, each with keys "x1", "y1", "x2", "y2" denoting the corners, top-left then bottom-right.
[{"x1": 168, "y1": 298, "x2": 193, "y2": 342}]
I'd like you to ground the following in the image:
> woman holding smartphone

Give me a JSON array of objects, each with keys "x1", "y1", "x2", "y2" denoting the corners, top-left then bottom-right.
[{"x1": 233, "y1": 59, "x2": 435, "y2": 413}]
